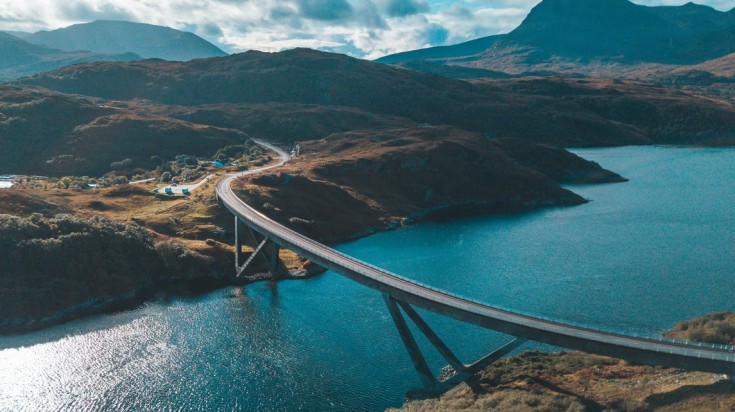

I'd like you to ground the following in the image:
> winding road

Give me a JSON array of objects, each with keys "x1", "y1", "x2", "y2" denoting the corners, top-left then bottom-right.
[{"x1": 217, "y1": 141, "x2": 735, "y2": 376}]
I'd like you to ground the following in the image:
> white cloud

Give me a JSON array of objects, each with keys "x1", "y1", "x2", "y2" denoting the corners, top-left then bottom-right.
[{"x1": 0, "y1": 0, "x2": 731, "y2": 58}]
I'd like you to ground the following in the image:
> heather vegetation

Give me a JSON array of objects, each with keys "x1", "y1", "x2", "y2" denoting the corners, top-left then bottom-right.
[
  {"x1": 235, "y1": 127, "x2": 624, "y2": 243},
  {"x1": 0, "y1": 86, "x2": 250, "y2": 177},
  {"x1": 394, "y1": 350, "x2": 735, "y2": 412},
  {"x1": 667, "y1": 312, "x2": 735, "y2": 345},
  {"x1": 0, "y1": 213, "x2": 216, "y2": 332},
  {"x1": 18, "y1": 49, "x2": 735, "y2": 147}
]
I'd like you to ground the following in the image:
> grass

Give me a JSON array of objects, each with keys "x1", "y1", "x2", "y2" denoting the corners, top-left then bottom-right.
[{"x1": 392, "y1": 349, "x2": 735, "y2": 411}]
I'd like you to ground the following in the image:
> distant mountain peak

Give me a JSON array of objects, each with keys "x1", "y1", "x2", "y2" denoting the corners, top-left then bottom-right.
[
  {"x1": 0, "y1": 31, "x2": 141, "y2": 81},
  {"x1": 514, "y1": 0, "x2": 665, "y2": 34},
  {"x1": 379, "y1": 0, "x2": 735, "y2": 67},
  {"x1": 25, "y1": 20, "x2": 227, "y2": 61}
]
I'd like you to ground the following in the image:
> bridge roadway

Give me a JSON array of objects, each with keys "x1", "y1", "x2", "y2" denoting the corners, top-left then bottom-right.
[{"x1": 217, "y1": 141, "x2": 735, "y2": 377}]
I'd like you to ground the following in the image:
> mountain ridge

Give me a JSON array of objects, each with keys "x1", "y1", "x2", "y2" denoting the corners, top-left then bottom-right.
[
  {"x1": 25, "y1": 20, "x2": 227, "y2": 62},
  {"x1": 0, "y1": 32, "x2": 140, "y2": 81},
  {"x1": 16, "y1": 48, "x2": 735, "y2": 147},
  {"x1": 378, "y1": 0, "x2": 735, "y2": 66}
]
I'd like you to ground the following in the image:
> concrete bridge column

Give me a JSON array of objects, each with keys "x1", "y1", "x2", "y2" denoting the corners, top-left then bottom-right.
[
  {"x1": 233, "y1": 217, "x2": 285, "y2": 277},
  {"x1": 383, "y1": 293, "x2": 527, "y2": 393},
  {"x1": 235, "y1": 216, "x2": 246, "y2": 269}
]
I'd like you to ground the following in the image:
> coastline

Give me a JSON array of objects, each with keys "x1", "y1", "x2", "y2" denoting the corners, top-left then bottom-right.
[
  {"x1": 0, "y1": 136, "x2": 624, "y2": 335},
  {"x1": 0, "y1": 188, "x2": 592, "y2": 336}
]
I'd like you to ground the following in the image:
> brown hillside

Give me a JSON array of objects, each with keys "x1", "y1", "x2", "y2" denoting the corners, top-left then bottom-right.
[
  {"x1": 0, "y1": 86, "x2": 249, "y2": 176},
  {"x1": 122, "y1": 101, "x2": 413, "y2": 145},
  {"x1": 691, "y1": 52, "x2": 735, "y2": 77},
  {"x1": 233, "y1": 126, "x2": 623, "y2": 243},
  {"x1": 17, "y1": 49, "x2": 735, "y2": 147}
]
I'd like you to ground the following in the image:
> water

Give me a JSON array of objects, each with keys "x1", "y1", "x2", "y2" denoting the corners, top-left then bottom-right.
[
  {"x1": 0, "y1": 181, "x2": 11, "y2": 189},
  {"x1": 1, "y1": 146, "x2": 733, "y2": 411}
]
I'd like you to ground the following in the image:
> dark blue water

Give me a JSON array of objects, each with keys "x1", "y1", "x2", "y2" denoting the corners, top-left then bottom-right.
[{"x1": 1, "y1": 146, "x2": 733, "y2": 411}]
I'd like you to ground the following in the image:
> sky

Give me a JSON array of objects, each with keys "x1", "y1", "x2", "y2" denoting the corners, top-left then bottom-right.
[{"x1": 0, "y1": 0, "x2": 733, "y2": 59}]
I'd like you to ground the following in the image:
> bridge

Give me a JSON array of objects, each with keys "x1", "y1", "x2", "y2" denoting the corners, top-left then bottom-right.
[{"x1": 217, "y1": 141, "x2": 735, "y2": 393}]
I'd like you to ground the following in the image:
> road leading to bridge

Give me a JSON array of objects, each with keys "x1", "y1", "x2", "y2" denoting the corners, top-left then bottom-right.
[{"x1": 217, "y1": 141, "x2": 735, "y2": 379}]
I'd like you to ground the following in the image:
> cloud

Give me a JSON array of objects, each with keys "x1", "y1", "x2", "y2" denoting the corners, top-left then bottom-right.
[
  {"x1": 383, "y1": 0, "x2": 430, "y2": 17},
  {"x1": 182, "y1": 21, "x2": 224, "y2": 37},
  {"x1": 58, "y1": 1, "x2": 136, "y2": 22},
  {"x1": 296, "y1": 0, "x2": 353, "y2": 21}
]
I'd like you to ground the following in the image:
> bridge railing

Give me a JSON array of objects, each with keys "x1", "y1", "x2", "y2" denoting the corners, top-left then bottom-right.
[{"x1": 268, "y1": 218, "x2": 735, "y2": 355}]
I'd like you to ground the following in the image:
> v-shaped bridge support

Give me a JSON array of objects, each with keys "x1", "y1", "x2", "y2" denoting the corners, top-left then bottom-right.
[
  {"x1": 383, "y1": 293, "x2": 526, "y2": 393},
  {"x1": 234, "y1": 216, "x2": 283, "y2": 277}
]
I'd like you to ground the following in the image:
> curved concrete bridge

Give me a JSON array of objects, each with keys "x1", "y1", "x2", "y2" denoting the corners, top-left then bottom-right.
[{"x1": 217, "y1": 141, "x2": 735, "y2": 392}]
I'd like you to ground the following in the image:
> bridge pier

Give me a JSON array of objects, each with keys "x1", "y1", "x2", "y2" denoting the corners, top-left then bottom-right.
[
  {"x1": 383, "y1": 293, "x2": 527, "y2": 393},
  {"x1": 234, "y1": 217, "x2": 284, "y2": 277},
  {"x1": 383, "y1": 294, "x2": 441, "y2": 391}
]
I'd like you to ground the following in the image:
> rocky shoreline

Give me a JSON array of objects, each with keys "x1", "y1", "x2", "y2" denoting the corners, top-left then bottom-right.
[
  {"x1": 0, "y1": 265, "x2": 328, "y2": 335},
  {"x1": 392, "y1": 312, "x2": 735, "y2": 411}
]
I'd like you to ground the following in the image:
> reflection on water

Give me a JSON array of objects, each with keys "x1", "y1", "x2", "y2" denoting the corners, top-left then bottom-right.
[{"x1": 0, "y1": 146, "x2": 733, "y2": 411}]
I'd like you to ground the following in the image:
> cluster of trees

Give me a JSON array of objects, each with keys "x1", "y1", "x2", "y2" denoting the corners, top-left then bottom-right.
[
  {"x1": 152, "y1": 140, "x2": 262, "y2": 183},
  {"x1": 12, "y1": 175, "x2": 132, "y2": 190},
  {"x1": 212, "y1": 140, "x2": 261, "y2": 163},
  {"x1": 0, "y1": 213, "x2": 215, "y2": 327},
  {"x1": 13, "y1": 140, "x2": 266, "y2": 191},
  {"x1": 154, "y1": 157, "x2": 206, "y2": 183}
]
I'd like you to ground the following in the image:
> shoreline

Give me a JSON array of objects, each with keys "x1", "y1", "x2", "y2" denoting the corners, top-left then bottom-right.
[
  {"x1": 0, "y1": 137, "x2": 618, "y2": 336},
  {"x1": 5, "y1": 143, "x2": 726, "y2": 336},
  {"x1": 0, "y1": 193, "x2": 587, "y2": 336},
  {"x1": 0, "y1": 265, "x2": 328, "y2": 336}
]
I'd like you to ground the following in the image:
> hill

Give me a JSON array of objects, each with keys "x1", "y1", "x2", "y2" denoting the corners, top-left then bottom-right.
[
  {"x1": 233, "y1": 126, "x2": 624, "y2": 243},
  {"x1": 688, "y1": 52, "x2": 735, "y2": 77},
  {"x1": 2, "y1": 31, "x2": 31, "y2": 39},
  {"x1": 378, "y1": 0, "x2": 735, "y2": 75},
  {"x1": 17, "y1": 48, "x2": 735, "y2": 147},
  {"x1": 25, "y1": 20, "x2": 227, "y2": 61},
  {"x1": 0, "y1": 32, "x2": 139, "y2": 81},
  {"x1": 0, "y1": 86, "x2": 248, "y2": 176},
  {"x1": 0, "y1": 212, "x2": 218, "y2": 333}
]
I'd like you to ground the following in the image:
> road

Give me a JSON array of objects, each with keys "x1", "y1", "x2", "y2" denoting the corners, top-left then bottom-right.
[
  {"x1": 154, "y1": 174, "x2": 216, "y2": 195},
  {"x1": 217, "y1": 141, "x2": 735, "y2": 376},
  {"x1": 157, "y1": 140, "x2": 290, "y2": 195}
]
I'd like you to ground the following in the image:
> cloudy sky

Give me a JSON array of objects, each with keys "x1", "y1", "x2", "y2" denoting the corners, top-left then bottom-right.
[{"x1": 0, "y1": 0, "x2": 732, "y2": 59}]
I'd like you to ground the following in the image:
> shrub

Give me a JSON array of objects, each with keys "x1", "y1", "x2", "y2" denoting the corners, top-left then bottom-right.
[
  {"x1": 111, "y1": 158, "x2": 133, "y2": 171},
  {"x1": 0, "y1": 214, "x2": 214, "y2": 325}
]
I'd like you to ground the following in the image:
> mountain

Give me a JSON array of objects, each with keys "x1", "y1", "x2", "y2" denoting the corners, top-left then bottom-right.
[
  {"x1": 17, "y1": 48, "x2": 735, "y2": 147},
  {"x1": 378, "y1": 0, "x2": 735, "y2": 69},
  {"x1": 378, "y1": 35, "x2": 502, "y2": 65},
  {"x1": 0, "y1": 32, "x2": 139, "y2": 81},
  {"x1": 25, "y1": 20, "x2": 227, "y2": 61},
  {"x1": 2, "y1": 31, "x2": 31, "y2": 39}
]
